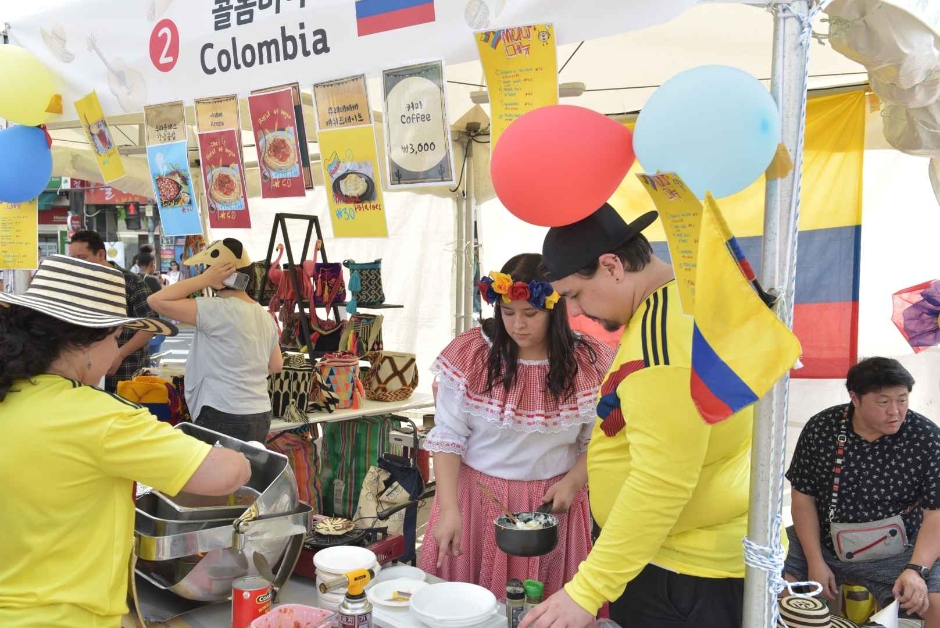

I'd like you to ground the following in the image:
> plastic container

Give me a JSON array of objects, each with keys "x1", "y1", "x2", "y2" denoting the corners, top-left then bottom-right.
[{"x1": 249, "y1": 604, "x2": 337, "y2": 627}]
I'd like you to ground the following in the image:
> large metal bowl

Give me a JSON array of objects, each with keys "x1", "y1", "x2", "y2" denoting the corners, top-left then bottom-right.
[{"x1": 494, "y1": 512, "x2": 559, "y2": 557}]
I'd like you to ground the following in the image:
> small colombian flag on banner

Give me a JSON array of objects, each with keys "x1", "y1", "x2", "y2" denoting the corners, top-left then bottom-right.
[
  {"x1": 690, "y1": 193, "x2": 803, "y2": 424},
  {"x1": 355, "y1": 0, "x2": 436, "y2": 37}
]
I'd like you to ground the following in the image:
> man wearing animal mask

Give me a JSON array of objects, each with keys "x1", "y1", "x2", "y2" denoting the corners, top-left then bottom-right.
[{"x1": 148, "y1": 238, "x2": 283, "y2": 440}]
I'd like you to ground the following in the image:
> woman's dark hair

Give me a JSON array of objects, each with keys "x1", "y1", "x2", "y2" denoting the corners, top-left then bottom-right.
[
  {"x1": 137, "y1": 252, "x2": 155, "y2": 269},
  {"x1": 576, "y1": 234, "x2": 653, "y2": 278},
  {"x1": 0, "y1": 306, "x2": 116, "y2": 401},
  {"x1": 170, "y1": 260, "x2": 180, "y2": 270},
  {"x1": 484, "y1": 253, "x2": 596, "y2": 400},
  {"x1": 846, "y1": 357, "x2": 915, "y2": 397}
]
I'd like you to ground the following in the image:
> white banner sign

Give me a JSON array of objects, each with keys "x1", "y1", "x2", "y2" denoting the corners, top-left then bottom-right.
[{"x1": 9, "y1": 0, "x2": 699, "y2": 121}]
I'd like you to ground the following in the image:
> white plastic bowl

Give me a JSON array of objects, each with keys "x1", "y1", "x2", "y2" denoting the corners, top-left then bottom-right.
[
  {"x1": 409, "y1": 582, "x2": 498, "y2": 627},
  {"x1": 313, "y1": 546, "x2": 378, "y2": 575},
  {"x1": 371, "y1": 564, "x2": 427, "y2": 585}
]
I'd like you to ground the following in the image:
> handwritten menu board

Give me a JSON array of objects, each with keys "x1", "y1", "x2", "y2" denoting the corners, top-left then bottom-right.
[
  {"x1": 637, "y1": 172, "x2": 702, "y2": 316},
  {"x1": 475, "y1": 24, "x2": 558, "y2": 147},
  {"x1": 252, "y1": 83, "x2": 314, "y2": 190},
  {"x1": 197, "y1": 129, "x2": 252, "y2": 230},
  {"x1": 313, "y1": 74, "x2": 372, "y2": 130},
  {"x1": 0, "y1": 200, "x2": 39, "y2": 270},
  {"x1": 247, "y1": 88, "x2": 307, "y2": 199},
  {"x1": 194, "y1": 95, "x2": 241, "y2": 132},
  {"x1": 144, "y1": 101, "x2": 186, "y2": 145},
  {"x1": 318, "y1": 125, "x2": 389, "y2": 238}
]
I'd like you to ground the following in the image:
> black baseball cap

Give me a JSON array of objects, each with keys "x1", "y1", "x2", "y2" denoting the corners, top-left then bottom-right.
[{"x1": 542, "y1": 204, "x2": 658, "y2": 280}]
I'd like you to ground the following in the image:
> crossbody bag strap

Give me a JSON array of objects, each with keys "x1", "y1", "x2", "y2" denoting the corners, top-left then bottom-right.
[{"x1": 828, "y1": 406, "x2": 850, "y2": 522}]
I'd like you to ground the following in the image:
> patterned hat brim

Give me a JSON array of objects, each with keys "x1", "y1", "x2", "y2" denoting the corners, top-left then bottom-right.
[{"x1": 0, "y1": 293, "x2": 178, "y2": 337}]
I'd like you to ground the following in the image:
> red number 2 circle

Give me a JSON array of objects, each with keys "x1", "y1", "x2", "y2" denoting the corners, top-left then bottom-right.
[{"x1": 149, "y1": 19, "x2": 179, "y2": 73}]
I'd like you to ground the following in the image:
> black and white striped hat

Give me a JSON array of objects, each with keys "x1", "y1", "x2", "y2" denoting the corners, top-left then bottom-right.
[{"x1": 0, "y1": 255, "x2": 177, "y2": 336}]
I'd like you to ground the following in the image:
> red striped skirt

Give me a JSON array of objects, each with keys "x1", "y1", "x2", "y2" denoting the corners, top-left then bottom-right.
[{"x1": 418, "y1": 464, "x2": 592, "y2": 601}]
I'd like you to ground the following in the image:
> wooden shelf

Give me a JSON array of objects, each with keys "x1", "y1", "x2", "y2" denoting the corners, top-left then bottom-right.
[{"x1": 269, "y1": 393, "x2": 434, "y2": 433}]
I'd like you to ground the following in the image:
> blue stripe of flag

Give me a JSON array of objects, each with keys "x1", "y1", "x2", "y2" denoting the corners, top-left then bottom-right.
[
  {"x1": 355, "y1": 0, "x2": 434, "y2": 19},
  {"x1": 691, "y1": 325, "x2": 758, "y2": 412}
]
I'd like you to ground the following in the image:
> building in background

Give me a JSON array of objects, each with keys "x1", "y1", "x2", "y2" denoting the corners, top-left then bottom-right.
[{"x1": 74, "y1": 180, "x2": 156, "y2": 270}]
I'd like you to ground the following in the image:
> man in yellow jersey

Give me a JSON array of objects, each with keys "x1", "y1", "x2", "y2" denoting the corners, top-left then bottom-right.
[{"x1": 520, "y1": 204, "x2": 752, "y2": 628}]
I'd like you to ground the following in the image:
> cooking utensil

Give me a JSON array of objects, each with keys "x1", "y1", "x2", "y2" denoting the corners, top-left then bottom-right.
[
  {"x1": 494, "y1": 511, "x2": 559, "y2": 558},
  {"x1": 475, "y1": 482, "x2": 518, "y2": 524}
]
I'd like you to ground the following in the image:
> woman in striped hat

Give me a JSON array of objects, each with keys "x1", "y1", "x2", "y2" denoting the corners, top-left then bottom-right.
[{"x1": 0, "y1": 255, "x2": 253, "y2": 628}]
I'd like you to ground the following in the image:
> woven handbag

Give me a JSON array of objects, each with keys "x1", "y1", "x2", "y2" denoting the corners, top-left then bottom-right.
[
  {"x1": 317, "y1": 352, "x2": 365, "y2": 410},
  {"x1": 268, "y1": 353, "x2": 313, "y2": 418},
  {"x1": 343, "y1": 259, "x2": 385, "y2": 313},
  {"x1": 340, "y1": 313, "x2": 384, "y2": 357},
  {"x1": 313, "y1": 240, "x2": 347, "y2": 308},
  {"x1": 361, "y1": 351, "x2": 418, "y2": 402}
]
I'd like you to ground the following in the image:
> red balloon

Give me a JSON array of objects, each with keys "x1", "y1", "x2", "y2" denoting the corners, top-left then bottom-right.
[{"x1": 491, "y1": 105, "x2": 635, "y2": 227}]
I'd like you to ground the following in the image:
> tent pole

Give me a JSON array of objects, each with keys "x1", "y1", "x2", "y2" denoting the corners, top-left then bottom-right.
[
  {"x1": 463, "y1": 137, "x2": 476, "y2": 333},
  {"x1": 742, "y1": 1, "x2": 811, "y2": 627},
  {"x1": 454, "y1": 139, "x2": 467, "y2": 335}
]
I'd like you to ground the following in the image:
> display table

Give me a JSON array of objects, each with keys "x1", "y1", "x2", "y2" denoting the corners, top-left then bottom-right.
[
  {"x1": 139, "y1": 574, "x2": 506, "y2": 628},
  {"x1": 268, "y1": 393, "x2": 434, "y2": 433}
]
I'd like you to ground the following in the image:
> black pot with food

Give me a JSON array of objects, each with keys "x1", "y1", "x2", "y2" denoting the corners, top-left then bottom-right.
[{"x1": 494, "y1": 507, "x2": 558, "y2": 557}]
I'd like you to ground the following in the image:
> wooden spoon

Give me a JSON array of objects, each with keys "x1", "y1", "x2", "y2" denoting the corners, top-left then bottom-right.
[{"x1": 476, "y1": 481, "x2": 519, "y2": 524}]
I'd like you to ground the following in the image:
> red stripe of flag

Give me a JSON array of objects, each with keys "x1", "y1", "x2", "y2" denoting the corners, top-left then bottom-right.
[{"x1": 357, "y1": 3, "x2": 436, "y2": 36}]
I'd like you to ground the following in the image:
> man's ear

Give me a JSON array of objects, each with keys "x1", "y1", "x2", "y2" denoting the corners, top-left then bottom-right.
[{"x1": 598, "y1": 253, "x2": 623, "y2": 279}]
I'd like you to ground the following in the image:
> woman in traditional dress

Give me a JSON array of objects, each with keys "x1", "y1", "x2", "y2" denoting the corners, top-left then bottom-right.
[{"x1": 420, "y1": 253, "x2": 615, "y2": 599}]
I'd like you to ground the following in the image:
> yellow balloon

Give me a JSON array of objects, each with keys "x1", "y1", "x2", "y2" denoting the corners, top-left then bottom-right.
[{"x1": 0, "y1": 45, "x2": 57, "y2": 127}]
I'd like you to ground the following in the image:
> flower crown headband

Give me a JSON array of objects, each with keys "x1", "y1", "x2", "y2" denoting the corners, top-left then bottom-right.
[{"x1": 478, "y1": 271, "x2": 561, "y2": 311}]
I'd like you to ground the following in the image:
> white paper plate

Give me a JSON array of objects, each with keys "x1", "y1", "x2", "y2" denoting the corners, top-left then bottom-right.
[
  {"x1": 410, "y1": 582, "x2": 497, "y2": 626},
  {"x1": 367, "y1": 578, "x2": 428, "y2": 608},
  {"x1": 313, "y1": 546, "x2": 378, "y2": 574},
  {"x1": 372, "y1": 565, "x2": 427, "y2": 585}
]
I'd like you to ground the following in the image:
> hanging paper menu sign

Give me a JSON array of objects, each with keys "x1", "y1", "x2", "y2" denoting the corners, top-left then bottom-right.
[
  {"x1": 313, "y1": 74, "x2": 372, "y2": 130},
  {"x1": 475, "y1": 24, "x2": 558, "y2": 148},
  {"x1": 637, "y1": 172, "x2": 701, "y2": 316},
  {"x1": 194, "y1": 95, "x2": 241, "y2": 132},
  {"x1": 197, "y1": 129, "x2": 252, "y2": 230},
  {"x1": 382, "y1": 61, "x2": 455, "y2": 187},
  {"x1": 0, "y1": 200, "x2": 39, "y2": 270},
  {"x1": 147, "y1": 140, "x2": 202, "y2": 236},
  {"x1": 144, "y1": 101, "x2": 186, "y2": 146},
  {"x1": 251, "y1": 83, "x2": 314, "y2": 190},
  {"x1": 75, "y1": 91, "x2": 126, "y2": 184},
  {"x1": 247, "y1": 88, "x2": 307, "y2": 199},
  {"x1": 318, "y1": 125, "x2": 389, "y2": 238}
]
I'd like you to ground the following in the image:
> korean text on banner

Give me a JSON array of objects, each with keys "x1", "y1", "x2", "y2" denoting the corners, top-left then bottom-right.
[
  {"x1": 75, "y1": 91, "x2": 126, "y2": 184},
  {"x1": 475, "y1": 24, "x2": 558, "y2": 147},
  {"x1": 144, "y1": 101, "x2": 186, "y2": 145},
  {"x1": 197, "y1": 129, "x2": 251, "y2": 229},
  {"x1": 382, "y1": 60, "x2": 455, "y2": 187},
  {"x1": 252, "y1": 83, "x2": 314, "y2": 189},
  {"x1": 0, "y1": 200, "x2": 39, "y2": 270},
  {"x1": 147, "y1": 140, "x2": 202, "y2": 236},
  {"x1": 247, "y1": 88, "x2": 307, "y2": 199},
  {"x1": 194, "y1": 95, "x2": 240, "y2": 132},
  {"x1": 318, "y1": 125, "x2": 389, "y2": 238},
  {"x1": 637, "y1": 173, "x2": 702, "y2": 316},
  {"x1": 313, "y1": 74, "x2": 372, "y2": 130}
]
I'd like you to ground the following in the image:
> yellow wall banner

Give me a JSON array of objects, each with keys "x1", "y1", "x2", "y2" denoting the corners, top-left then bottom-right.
[
  {"x1": 318, "y1": 125, "x2": 389, "y2": 238},
  {"x1": 75, "y1": 91, "x2": 126, "y2": 184},
  {"x1": 475, "y1": 24, "x2": 558, "y2": 148},
  {"x1": 637, "y1": 173, "x2": 702, "y2": 316},
  {"x1": 0, "y1": 200, "x2": 39, "y2": 270}
]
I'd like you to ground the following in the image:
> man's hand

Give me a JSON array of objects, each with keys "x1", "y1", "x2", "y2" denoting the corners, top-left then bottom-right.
[
  {"x1": 518, "y1": 589, "x2": 593, "y2": 628},
  {"x1": 894, "y1": 568, "x2": 930, "y2": 617},
  {"x1": 542, "y1": 477, "x2": 579, "y2": 514},
  {"x1": 434, "y1": 508, "x2": 463, "y2": 568},
  {"x1": 807, "y1": 559, "x2": 839, "y2": 601},
  {"x1": 203, "y1": 261, "x2": 237, "y2": 291}
]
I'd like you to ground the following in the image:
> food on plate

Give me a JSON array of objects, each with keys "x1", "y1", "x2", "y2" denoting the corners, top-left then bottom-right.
[
  {"x1": 314, "y1": 517, "x2": 355, "y2": 536},
  {"x1": 339, "y1": 173, "x2": 368, "y2": 198},
  {"x1": 210, "y1": 170, "x2": 241, "y2": 204},
  {"x1": 262, "y1": 132, "x2": 297, "y2": 171},
  {"x1": 155, "y1": 175, "x2": 182, "y2": 204}
]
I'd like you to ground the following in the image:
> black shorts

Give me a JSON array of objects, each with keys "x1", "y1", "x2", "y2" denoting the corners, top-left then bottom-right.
[
  {"x1": 610, "y1": 564, "x2": 744, "y2": 628},
  {"x1": 195, "y1": 406, "x2": 272, "y2": 443}
]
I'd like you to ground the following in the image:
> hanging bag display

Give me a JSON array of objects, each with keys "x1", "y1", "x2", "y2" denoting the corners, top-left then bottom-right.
[
  {"x1": 828, "y1": 406, "x2": 914, "y2": 562},
  {"x1": 309, "y1": 274, "x2": 346, "y2": 352},
  {"x1": 317, "y1": 351, "x2": 365, "y2": 410},
  {"x1": 361, "y1": 351, "x2": 419, "y2": 403},
  {"x1": 312, "y1": 240, "x2": 347, "y2": 308},
  {"x1": 268, "y1": 353, "x2": 314, "y2": 418},
  {"x1": 343, "y1": 259, "x2": 385, "y2": 314},
  {"x1": 340, "y1": 313, "x2": 384, "y2": 357}
]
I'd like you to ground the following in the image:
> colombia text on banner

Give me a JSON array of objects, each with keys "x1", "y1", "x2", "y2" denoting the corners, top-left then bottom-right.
[{"x1": 690, "y1": 194, "x2": 802, "y2": 424}]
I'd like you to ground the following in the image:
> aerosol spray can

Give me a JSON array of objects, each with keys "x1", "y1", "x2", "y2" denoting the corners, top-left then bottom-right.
[{"x1": 338, "y1": 568, "x2": 373, "y2": 628}]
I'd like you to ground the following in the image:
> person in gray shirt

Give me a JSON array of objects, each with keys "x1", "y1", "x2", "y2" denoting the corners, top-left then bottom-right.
[{"x1": 148, "y1": 239, "x2": 283, "y2": 441}]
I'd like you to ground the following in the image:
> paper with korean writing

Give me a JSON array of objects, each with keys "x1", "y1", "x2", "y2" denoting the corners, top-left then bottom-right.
[{"x1": 247, "y1": 88, "x2": 307, "y2": 198}]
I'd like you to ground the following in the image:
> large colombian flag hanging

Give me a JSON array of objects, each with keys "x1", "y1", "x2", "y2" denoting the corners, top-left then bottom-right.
[{"x1": 609, "y1": 89, "x2": 866, "y2": 379}]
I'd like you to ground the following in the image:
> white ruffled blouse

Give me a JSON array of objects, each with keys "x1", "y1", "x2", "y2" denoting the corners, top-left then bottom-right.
[{"x1": 423, "y1": 328, "x2": 615, "y2": 481}]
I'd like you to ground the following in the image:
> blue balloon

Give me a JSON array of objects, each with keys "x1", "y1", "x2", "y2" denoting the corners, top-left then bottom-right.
[
  {"x1": 634, "y1": 65, "x2": 781, "y2": 199},
  {"x1": 0, "y1": 125, "x2": 53, "y2": 203}
]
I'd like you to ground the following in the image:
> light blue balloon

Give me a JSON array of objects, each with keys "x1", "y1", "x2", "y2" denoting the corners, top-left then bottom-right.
[
  {"x1": 634, "y1": 65, "x2": 781, "y2": 199},
  {"x1": 0, "y1": 125, "x2": 53, "y2": 204}
]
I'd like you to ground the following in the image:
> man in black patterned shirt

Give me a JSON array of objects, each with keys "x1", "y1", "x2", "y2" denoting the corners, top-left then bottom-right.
[
  {"x1": 784, "y1": 357, "x2": 940, "y2": 626},
  {"x1": 69, "y1": 231, "x2": 156, "y2": 392}
]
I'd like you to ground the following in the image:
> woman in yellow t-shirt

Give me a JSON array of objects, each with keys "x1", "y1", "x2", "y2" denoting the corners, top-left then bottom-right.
[{"x1": 0, "y1": 255, "x2": 253, "y2": 628}]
